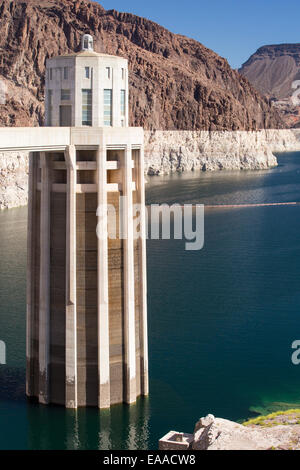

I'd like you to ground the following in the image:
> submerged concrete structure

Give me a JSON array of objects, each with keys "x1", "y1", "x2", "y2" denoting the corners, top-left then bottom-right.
[{"x1": 0, "y1": 35, "x2": 148, "y2": 408}]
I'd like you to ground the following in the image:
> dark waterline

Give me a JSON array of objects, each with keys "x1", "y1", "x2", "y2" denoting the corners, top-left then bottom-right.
[{"x1": 0, "y1": 152, "x2": 300, "y2": 449}]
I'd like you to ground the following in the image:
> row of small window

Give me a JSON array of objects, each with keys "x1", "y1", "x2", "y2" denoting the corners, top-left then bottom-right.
[
  {"x1": 48, "y1": 88, "x2": 125, "y2": 126},
  {"x1": 82, "y1": 89, "x2": 112, "y2": 126},
  {"x1": 48, "y1": 67, "x2": 70, "y2": 81},
  {"x1": 48, "y1": 66, "x2": 126, "y2": 80},
  {"x1": 48, "y1": 67, "x2": 83, "y2": 81},
  {"x1": 48, "y1": 89, "x2": 70, "y2": 104},
  {"x1": 85, "y1": 67, "x2": 125, "y2": 80},
  {"x1": 49, "y1": 89, "x2": 126, "y2": 106},
  {"x1": 103, "y1": 67, "x2": 126, "y2": 80},
  {"x1": 82, "y1": 89, "x2": 126, "y2": 126}
]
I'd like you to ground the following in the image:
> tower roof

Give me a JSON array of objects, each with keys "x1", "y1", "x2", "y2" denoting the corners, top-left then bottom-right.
[
  {"x1": 54, "y1": 50, "x2": 124, "y2": 59},
  {"x1": 48, "y1": 34, "x2": 125, "y2": 61}
]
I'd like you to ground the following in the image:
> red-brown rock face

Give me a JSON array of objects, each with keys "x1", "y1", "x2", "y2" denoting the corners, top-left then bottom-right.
[
  {"x1": 240, "y1": 43, "x2": 300, "y2": 128},
  {"x1": 0, "y1": 0, "x2": 283, "y2": 130}
]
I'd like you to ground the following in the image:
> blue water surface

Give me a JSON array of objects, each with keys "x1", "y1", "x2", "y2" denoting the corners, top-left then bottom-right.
[{"x1": 0, "y1": 152, "x2": 300, "y2": 449}]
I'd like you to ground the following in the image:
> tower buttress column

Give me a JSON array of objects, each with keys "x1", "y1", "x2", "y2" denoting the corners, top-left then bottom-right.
[
  {"x1": 26, "y1": 152, "x2": 38, "y2": 398},
  {"x1": 97, "y1": 144, "x2": 111, "y2": 409},
  {"x1": 65, "y1": 145, "x2": 78, "y2": 409},
  {"x1": 137, "y1": 146, "x2": 149, "y2": 396},
  {"x1": 39, "y1": 152, "x2": 51, "y2": 404},
  {"x1": 123, "y1": 145, "x2": 137, "y2": 404}
]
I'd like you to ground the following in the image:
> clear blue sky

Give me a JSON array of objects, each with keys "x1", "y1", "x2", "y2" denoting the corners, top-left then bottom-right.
[{"x1": 98, "y1": 0, "x2": 300, "y2": 69}]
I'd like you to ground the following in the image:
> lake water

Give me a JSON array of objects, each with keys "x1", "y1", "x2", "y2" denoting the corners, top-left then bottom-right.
[{"x1": 0, "y1": 152, "x2": 300, "y2": 449}]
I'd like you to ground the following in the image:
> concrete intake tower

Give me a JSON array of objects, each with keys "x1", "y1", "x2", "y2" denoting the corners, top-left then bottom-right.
[{"x1": 25, "y1": 35, "x2": 148, "y2": 408}]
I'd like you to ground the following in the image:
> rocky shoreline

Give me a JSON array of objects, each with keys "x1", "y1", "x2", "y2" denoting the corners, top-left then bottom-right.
[
  {"x1": 144, "y1": 128, "x2": 300, "y2": 174},
  {"x1": 159, "y1": 411, "x2": 300, "y2": 450},
  {"x1": 0, "y1": 151, "x2": 29, "y2": 210},
  {"x1": 1, "y1": 129, "x2": 300, "y2": 210}
]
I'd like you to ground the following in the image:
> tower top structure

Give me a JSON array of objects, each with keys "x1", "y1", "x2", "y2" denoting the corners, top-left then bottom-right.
[
  {"x1": 81, "y1": 34, "x2": 94, "y2": 52},
  {"x1": 45, "y1": 35, "x2": 129, "y2": 128}
]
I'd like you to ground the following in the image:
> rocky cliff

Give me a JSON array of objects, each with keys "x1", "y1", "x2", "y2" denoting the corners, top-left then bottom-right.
[
  {"x1": 0, "y1": 151, "x2": 28, "y2": 209},
  {"x1": 240, "y1": 44, "x2": 300, "y2": 127},
  {"x1": 240, "y1": 44, "x2": 300, "y2": 99},
  {"x1": 144, "y1": 129, "x2": 300, "y2": 174},
  {"x1": 0, "y1": 0, "x2": 283, "y2": 131}
]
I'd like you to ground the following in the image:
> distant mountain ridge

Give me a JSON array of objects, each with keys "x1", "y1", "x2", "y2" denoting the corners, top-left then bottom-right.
[
  {"x1": 240, "y1": 43, "x2": 300, "y2": 127},
  {"x1": 240, "y1": 43, "x2": 300, "y2": 99},
  {"x1": 0, "y1": 0, "x2": 283, "y2": 130}
]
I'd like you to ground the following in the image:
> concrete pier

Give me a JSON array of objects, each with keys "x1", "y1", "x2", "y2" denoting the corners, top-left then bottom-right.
[{"x1": 22, "y1": 127, "x2": 148, "y2": 408}]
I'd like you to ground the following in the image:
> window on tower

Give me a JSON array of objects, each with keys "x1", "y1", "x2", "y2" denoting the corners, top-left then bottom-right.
[
  {"x1": 63, "y1": 67, "x2": 68, "y2": 80},
  {"x1": 120, "y1": 90, "x2": 126, "y2": 117},
  {"x1": 85, "y1": 67, "x2": 90, "y2": 79},
  {"x1": 106, "y1": 67, "x2": 111, "y2": 79},
  {"x1": 48, "y1": 90, "x2": 53, "y2": 126},
  {"x1": 82, "y1": 89, "x2": 92, "y2": 126},
  {"x1": 61, "y1": 89, "x2": 70, "y2": 101},
  {"x1": 104, "y1": 89, "x2": 112, "y2": 126}
]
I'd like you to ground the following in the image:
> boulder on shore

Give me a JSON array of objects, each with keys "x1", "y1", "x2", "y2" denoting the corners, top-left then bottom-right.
[{"x1": 159, "y1": 411, "x2": 300, "y2": 450}]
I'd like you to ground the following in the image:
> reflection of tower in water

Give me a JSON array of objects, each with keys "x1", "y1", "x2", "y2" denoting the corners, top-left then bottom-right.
[{"x1": 27, "y1": 398, "x2": 150, "y2": 450}]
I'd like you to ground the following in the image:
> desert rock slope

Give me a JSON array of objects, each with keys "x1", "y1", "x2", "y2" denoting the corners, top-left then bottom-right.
[
  {"x1": 0, "y1": 0, "x2": 283, "y2": 130},
  {"x1": 240, "y1": 44, "x2": 300, "y2": 127}
]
